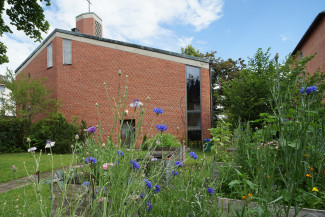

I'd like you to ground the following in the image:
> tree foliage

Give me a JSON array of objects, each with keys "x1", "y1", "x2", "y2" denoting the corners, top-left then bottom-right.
[
  {"x1": 181, "y1": 45, "x2": 246, "y2": 126},
  {"x1": 224, "y1": 48, "x2": 325, "y2": 128},
  {"x1": 0, "y1": 0, "x2": 51, "y2": 64},
  {"x1": 1, "y1": 70, "x2": 58, "y2": 120}
]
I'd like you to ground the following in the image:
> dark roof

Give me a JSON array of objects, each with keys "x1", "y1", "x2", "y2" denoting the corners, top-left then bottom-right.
[
  {"x1": 15, "y1": 29, "x2": 209, "y2": 73},
  {"x1": 292, "y1": 10, "x2": 325, "y2": 55}
]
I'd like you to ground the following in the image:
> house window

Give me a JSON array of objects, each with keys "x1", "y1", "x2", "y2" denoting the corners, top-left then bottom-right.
[
  {"x1": 186, "y1": 65, "x2": 202, "y2": 148},
  {"x1": 299, "y1": 51, "x2": 303, "y2": 60},
  {"x1": 63, "y1": 39, "x2": 72, "y2": 65},
  {"x1": 121, "y1": 119, "x2": 135, "y2": 148},
  {"x1": 47, "y1": 42, "x2": 53, "y2": 68}
]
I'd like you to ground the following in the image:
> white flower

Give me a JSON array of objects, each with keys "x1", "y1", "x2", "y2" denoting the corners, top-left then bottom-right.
[
  {"x1": 28, "y1": 147, "x2": 37, "y2": 152},
  {"x1": 130, "y1": 99, "x2": 143, "y2": 108},
  {"x1": 151, "y1": 158, "x2": 158, "y2": 161},
  {"x1": 124, "y1": 110, "x2": 129, "y2": 115},
  {"x1": 45, "y1": 141, "x2": 55, "y2": 148}
]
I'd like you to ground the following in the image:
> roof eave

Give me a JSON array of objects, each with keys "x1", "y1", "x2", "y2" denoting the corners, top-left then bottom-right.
[{"x1": 292, "y1": 10, "x2": 325, "y2": 56}]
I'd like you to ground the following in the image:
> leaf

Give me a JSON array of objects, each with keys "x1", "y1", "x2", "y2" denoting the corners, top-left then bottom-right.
[
  {"x1": 244, "y1": 179, "x2": 257, "y2": 190},
  {"x1": 228, "y1": 180, "x2": 243, "y2": 188}
]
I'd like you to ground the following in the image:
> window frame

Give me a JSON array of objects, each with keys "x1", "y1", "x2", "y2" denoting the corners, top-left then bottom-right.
[
  {"x1": 62, "y1": 39, "x2": 72, "y2": 65},
  {"x1": 47, "y1": 42, "x2": 53, "y2": 68}
]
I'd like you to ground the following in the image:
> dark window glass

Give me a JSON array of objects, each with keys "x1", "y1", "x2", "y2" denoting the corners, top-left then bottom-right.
[
  {"x1": 187, "y1": 112, "x2": 201, "y2": 129},
  {"x1": 186, "y1": 65, "x2": 202, "y2": 148},
  {"x1": 121, "y1": 119, "x2": 135, "y2": 148},
  {"x1": 186, "y1": 66, "x2": 200, "y2": 79},
  {"x1": 187, "y1": 79, "x2": 201, "y2": 110},
  {"x1": 188, "y1": 130, "x2": 202, "y2": 148}
]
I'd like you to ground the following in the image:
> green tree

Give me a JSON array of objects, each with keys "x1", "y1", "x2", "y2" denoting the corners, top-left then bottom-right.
[
  {"x1": 181, "y1": 45, "x2": 246, "y2": 126},
  {"x1": 0, "y1": 0, "x2": 51, "y2": 64},
  {"x1": 223, "y1": 48, "x2": 325, "y2": 128},
  {"x1": 181, "y1": 45, "x2": 204, "y2": 57},
  {"x1": 1, "y1": 70, "x2": 58, "y2": 120},
  {"x1": 223, "y1": 48, "x2": 276, "y2": 127}
]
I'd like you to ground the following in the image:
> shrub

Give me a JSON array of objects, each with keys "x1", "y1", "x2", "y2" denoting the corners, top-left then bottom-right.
[
  {"x1": 28, "y1": 113, "x2": 79, "y2": 153},
  {"x1": 0, "y1": 117, "x2": 30, "y2": 153},
  {"x1": 143, "y1": 133, "x2": 179, "y2": 150}
]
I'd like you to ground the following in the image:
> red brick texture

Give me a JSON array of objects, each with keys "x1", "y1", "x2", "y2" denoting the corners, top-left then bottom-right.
[
  {"x1": 18, "y1": 36, "x2": 211, "y2": 148},
  {"x1": 294, "y1": 16, "x2": 325, "y2": 74},
  {"x1": 76, "y1": 18, "x2": 96, "y2": 36}
]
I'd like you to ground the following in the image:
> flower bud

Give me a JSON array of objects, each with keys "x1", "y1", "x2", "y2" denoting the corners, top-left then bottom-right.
[
  {"x1": 126, "y1": 75, "x2": 128, "y2": 78},
  {"x1": 27, "y1": 138, "x2": 31, "y2": 143},
  {"x1": 102, "y1": 143, "x2": 105, "y2": 148},
  {"x1": 95, "y1": 103, "x2": 98, "y2": 107},
  {"x1": 118, "y1": 69, "x2": 122, "y2": 75},
  {"x1": 71, "y1": 145, "x2": 74, "y2": 149},
  {"x1": 75, "y1": 134, "x2": 79, "y2": 140}
]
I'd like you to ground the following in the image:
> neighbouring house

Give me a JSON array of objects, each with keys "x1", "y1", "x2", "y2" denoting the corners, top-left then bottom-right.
[
  {"x1": 292, "y1": 10, "x2": 325, "y2": 73},
  {"x1": 15, "y1": 12, "x2": 211, "y2": 148},
  {"x1": 0, "y1": 75, "x2": 14, "y2": 117}
]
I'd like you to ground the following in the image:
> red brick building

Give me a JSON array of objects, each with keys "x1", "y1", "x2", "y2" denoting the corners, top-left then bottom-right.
[
  {"x1": 292, "y1": 10, "x2": 325, "y2": 73},
  {"x1": 15, "y1": 12, "x2": 211, "y2": 148}
]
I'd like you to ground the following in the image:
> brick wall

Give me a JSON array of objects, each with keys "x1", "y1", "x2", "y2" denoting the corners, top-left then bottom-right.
[
  {"x1": 19, "y1": 36, "x2": 211, "y2": 148},
  {"x1": 76, "y1": 18, "x2": 95, "y2": 36}
]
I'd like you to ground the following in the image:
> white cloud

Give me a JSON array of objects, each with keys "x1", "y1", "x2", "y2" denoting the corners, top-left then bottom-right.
[
  {"x1": 281, "y1": 35, "x2": 288, "y2": 41},
  {"x1": 0, "y1": 0, "x2": 224, "y2": 74}
]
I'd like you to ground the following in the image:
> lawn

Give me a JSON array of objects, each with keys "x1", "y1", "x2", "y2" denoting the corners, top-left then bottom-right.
[
  {"x1": 0, "y1": 153, "x2": 75, "y2": 183},
  {"x1": 0, "y1": 184, "x2": 50, "y2": 216}
]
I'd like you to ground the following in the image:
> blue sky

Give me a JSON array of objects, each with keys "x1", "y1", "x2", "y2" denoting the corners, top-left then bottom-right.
[{"x1": 0, "y1": 0, "x2": 324, "y2": 75}]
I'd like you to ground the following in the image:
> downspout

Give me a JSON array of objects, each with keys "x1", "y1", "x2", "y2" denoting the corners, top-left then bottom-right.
[{"x1": 209, "y1": 58, "x2": 213, "y2": 128}]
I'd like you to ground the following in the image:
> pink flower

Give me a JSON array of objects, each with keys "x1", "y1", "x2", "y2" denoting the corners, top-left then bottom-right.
[
  {"x1": 275, "y1": 146, "x2": 279, "y2": 149},
  {"x1": 103, "y1": 163, "x2": 113, "y2": 170},
  {"x1": 98, "y1": 197, "x2": 104, "y2": 203}
]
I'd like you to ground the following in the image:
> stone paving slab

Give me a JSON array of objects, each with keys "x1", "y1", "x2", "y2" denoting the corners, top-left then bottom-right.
[{"x1": 0, "y1": 167, "x2": 67, "y2": 194}]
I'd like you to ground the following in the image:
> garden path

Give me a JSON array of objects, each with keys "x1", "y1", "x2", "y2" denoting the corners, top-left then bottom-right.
[{"x1": 0, "y1": 167, "x2": 68, "y2": 194}]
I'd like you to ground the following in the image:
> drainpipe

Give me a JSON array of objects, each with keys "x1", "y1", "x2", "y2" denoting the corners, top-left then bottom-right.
[{"x1": 209, "y1": 58, "x2": 214, "y2": 128}]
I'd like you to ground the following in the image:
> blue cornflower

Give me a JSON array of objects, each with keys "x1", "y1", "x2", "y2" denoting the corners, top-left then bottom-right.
[
  {"x1": 189, "y1": 151, "x2": 198, "y2": 160},
  {"x1": 88, "y1": 126, "x2": 96, "y2": 133},
  {"x1": 207, "y1": 187, "x2": 215, "y2": 194},
  {"x1": 204, "y1": 139, "x2": 211, "y2": 142},
  {"x1": 172, "y1": 171, "x2": 179, "y2": 176},
  {"x1": 146, "y1": 202, "x2": 151, "y2": 212},
  {"x1": 153, "y1": 108, "x2": 163, "y2": 115},
  {"x1": 301, "y1": 85, "x2": 317, "y2": 94},
  {"x1": 300, "y1": 87, "x2": 305, "y2": 94},
  {"x1": 145, "y1": 180, "x2": 152, "y2": 189},
  {"x1": 85, "y1": 157, "x2": 97, "y2": 164},
  {"x1": 130, "y1": 160, "x2": 140, "y2": 170},
  {"x1": 83, "y1": 181, "x2": 90, "y2": 187},
  {"x1": 175, "y1": 161, "x2": 183, "y2": 167},
  {"x1": 154, "y1": 185, "x2": 161, "y2": 193},
  {"x1": 156, "y1": 124, "x2": 167, "y2": 132},
  {"x1": 140, "y1": 193, "x2": 146, "y2": 199},
  {"x1": 311, "y1": 85, "x2": 317, "y2": 92},
  {"x1": 306, "y1": 86, "x2": 313, "y2": 94},
  {"x1": 117, "y1": 150, "x2": 124, "y2": 156}
]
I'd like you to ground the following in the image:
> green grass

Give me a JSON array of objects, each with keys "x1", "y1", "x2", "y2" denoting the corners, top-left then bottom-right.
[
  {"x1": 0, "y1": 184, "x2": 50, "y2": 216},
  {"x1": 0, "y1": 152, "x2": 75, "y2": 183}
]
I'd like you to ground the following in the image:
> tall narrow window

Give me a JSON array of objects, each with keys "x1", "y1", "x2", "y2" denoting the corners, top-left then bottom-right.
[
  {"x1": 299, "y1": 51, "x2": 303, "y2": 60},
  {"x1": 47, "y1": 42, "x2": 52, "y2": 68},
  {"x1": 63, "y1": 39, "x2": 72, "y2": 65},
  {"x1": 186, "y1": 65, "x2": 202, "y2": 148}
]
